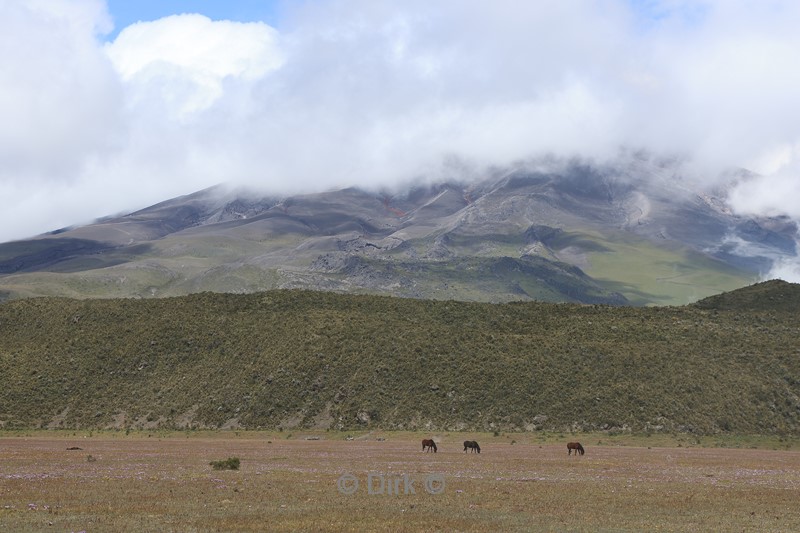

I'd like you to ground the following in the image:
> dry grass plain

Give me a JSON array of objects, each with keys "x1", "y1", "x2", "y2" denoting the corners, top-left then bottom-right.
[{"x1": 2, "y1": 432, "x2": 800, "y2": 532}]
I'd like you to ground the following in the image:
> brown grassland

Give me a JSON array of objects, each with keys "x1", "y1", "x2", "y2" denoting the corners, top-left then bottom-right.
[{"x1": 2, "y1": 431, "x2": 800, "y2": 532}]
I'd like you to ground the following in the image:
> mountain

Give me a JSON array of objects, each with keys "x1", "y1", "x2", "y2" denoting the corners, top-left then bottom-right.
[
  {"x1": 1, "y1": 156, "x2": 796, "y2": 305},
  {"x1": 1, "y1": 284, "x2": 798, "y2": 433}
]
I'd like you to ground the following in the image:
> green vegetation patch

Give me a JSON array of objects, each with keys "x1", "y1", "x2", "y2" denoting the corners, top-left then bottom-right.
[
  {"x1": 209, "y1": 457, "x2": 240, "y2": 470},
  {"x1": 0, "y1": 282, "x2": 798, "y2": 435},
  {"x1": 558, "y1": 230, "x2": 755, "y2": 305}
]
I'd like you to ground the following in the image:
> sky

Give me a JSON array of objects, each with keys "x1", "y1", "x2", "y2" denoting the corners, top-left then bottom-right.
[
  {"x1": 103, "y1": 0, "x2": 281, "y2": 39},
  {"x1": 2, "y1": 0, "x2": 800, "y2": 264}
]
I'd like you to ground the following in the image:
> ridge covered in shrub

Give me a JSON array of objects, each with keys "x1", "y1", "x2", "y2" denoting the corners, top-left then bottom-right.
[{"x1": 1, "y1": 281, "x2": 798, "y2": 434}]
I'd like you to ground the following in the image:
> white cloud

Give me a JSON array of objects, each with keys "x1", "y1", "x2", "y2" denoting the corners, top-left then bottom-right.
[
  {"x1": 0, "y1": 0, "x2": 121, "y2": 185},
  {"x1": 106, "y1": 14, "x2": 283, "y2": 117},
  {"x1": 1, "y1": 0, "x2": 800, "y2": 244},
  {"x1": 764, "y1": 258, "x2": 800, "y2": 284},
  {"x1": 728, "y1": 151, "x2": 800, "y2": 218}
]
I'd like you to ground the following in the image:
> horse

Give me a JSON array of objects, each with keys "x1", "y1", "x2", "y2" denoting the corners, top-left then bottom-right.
[
  {"x1": 463, "y1": 440, "x2": 481, "y2": 453},
  {"x1": 567, "y1": 442, "x2": 585, "y2": 456},
  {"x1": 422, "y1": 438, "x2": 438, "y2": 453}
]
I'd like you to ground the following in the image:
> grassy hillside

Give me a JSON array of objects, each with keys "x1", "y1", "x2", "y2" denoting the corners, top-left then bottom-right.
[
  {"x1": 570, "y1": 230, "x2": 755, "y2": 306},
  {"x1": 1, "y1": 281, "x2": 798, "y2": 434}
]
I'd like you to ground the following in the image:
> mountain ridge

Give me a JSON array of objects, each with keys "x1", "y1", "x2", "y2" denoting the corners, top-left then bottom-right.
[
  {"x1": 1, "y1": 281, "x2": 798, "y2": 433},
  {"x1": 1, "y1": 157, "x2": 796, "y2": 304}
]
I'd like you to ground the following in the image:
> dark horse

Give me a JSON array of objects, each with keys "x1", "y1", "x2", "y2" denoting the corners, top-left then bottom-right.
[
  {"x1": 463, "y1": 440, "x2": 481, "y2": 453},
  {"x1": 567, "y1": 442, "x2": 585, "y2": 456},
  {"x1": 422, "y1": 439, "x2": 438, "y2": 453}
]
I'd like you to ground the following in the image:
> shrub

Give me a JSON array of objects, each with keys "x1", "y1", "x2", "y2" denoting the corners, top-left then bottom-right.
[{"x1": 210, "y1": 457, "x2": 240, "y2": 470}]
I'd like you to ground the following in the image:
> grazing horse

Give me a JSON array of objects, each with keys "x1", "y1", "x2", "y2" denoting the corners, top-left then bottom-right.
[
  {"x1": 567, "y1": 442, "x2": 585, "y2": 456},
  {"x1": 422, "y1": 438, "x2": 438, "y2": 453},
  {"x1": 463, "y1": 440, "x2": 481, "y2": 453}
]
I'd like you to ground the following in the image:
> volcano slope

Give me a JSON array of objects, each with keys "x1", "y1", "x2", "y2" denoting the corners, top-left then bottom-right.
[{"x1": 3, "y1": 157, "x2": 792, "y2": 305}]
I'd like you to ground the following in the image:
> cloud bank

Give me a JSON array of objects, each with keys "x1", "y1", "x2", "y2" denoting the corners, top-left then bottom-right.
[{"x1": 1, "y1": 0, "x2": 800, "y2": 265}]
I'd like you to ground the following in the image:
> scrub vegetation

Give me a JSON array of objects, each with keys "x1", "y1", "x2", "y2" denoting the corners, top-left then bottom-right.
[{"x1": 0, "y1": 280, "x2": 798, "y2": 434}]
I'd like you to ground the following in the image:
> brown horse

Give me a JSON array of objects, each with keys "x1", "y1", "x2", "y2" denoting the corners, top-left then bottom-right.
[
  {"x1": 422, "y1": 438, "x2": 438, "y2": 453},
  {"x1": 567, "y1": 442, "x2": 585, "y2": 456},
  {"x1": 463, "y1": 440, "x2": 481, "y2": 453}
]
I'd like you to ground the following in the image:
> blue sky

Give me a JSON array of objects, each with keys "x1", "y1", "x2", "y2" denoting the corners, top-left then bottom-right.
[
  {"x1": 105, "y1": 0, "x2": 282, "y2": 37},
  {"x1": 102, "y1": 1, "x2": 704, "y2": 38}
]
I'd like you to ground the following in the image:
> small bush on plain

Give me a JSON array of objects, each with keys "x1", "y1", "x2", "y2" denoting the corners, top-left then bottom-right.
[{"x1": 210, "y1": 457, "x2": 240, "y2": 470}]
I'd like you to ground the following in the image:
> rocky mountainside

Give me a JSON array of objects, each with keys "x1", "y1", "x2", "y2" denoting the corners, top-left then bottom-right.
[{"x1": 0, "y1": 156, "x2": 796, "y2": 305}]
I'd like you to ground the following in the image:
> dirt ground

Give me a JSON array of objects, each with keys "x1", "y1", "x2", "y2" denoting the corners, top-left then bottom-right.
[{"x1": 2, "y1": 433, "x2": 799, "y2": 532}]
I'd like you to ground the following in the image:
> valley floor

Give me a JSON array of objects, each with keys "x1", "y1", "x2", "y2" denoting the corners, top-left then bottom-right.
[{"x1": 2, "y1": 432, "x2": 800, "y2": 532}]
